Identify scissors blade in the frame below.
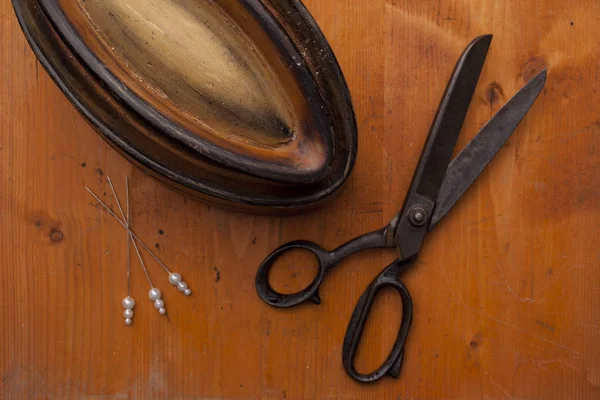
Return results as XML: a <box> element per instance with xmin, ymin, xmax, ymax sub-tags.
<box><xmin>394</xmin><ymin>35</ymin><xmax>492</xmax><ymax>258</ymax></box>
<box><xmin>430</xmin><ymin>68</ymin><xmax>547</xmax><ymax>230</ymax></box>
<box><xmin>411</xmin><ymin>34</ymin><xmax>492</xmax><ymax>201</ymax></box>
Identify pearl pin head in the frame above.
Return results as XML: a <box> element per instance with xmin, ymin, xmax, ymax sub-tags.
<box><xmin>168</xmin><ymin>273</ymin><xmax>182</xmax><ymax>285</ymax></box>
<box><xmin>148</xmin><ymin>288</ymin><xmax>166</xmax><ymax>315</ymax></box>
<box><xmin>149</xmin><ymin>288</ymin><xmax>161</xmax><ymax>301</ymax></box>
<box><xmin>122</xmin><ymin>296</ymin><xmax>135</xmax><ymax>310</ymax></box>
<box><xmin>169</xmin><ymin>273</ymin><xmax>192</xmax><ymax>296</ymax></box>
<box><xmin>122</xmin><ymin>296</ymin><xmax>135</xmax><ymax>325</ymax></box>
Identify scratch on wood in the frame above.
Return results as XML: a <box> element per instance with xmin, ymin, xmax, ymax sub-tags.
<box><xmin>433</xmin><ymin>290</ymin><xmax>585</xmax><ymax>357</ymax></box>
<box><xmin>470</xmin><ymin>213</ymin><xmax>503</xmax><ymax>226</ymax></box>
<box><xmin>535</xmin><ymin>320</ymin><xmax>556</xmax><ymax>332</ymax></box>
<box><xmin>532</xmin><ymin>357</ymin><xmax>583</xmax><ymax>374</ymax></box>
<box><xmin>529</xmin><ymin>120</ymin><xmax>599</xmax><ymax>144</ymax></box>
<box><xmin>388</xmin><ymin>5</ymin><xmax>466</xmax><ymax>52</ymax></box>
<box><xmin>490</xmin><ymin>377</ymin><xmax>514</xmax><ymax>400</ymax></box>
<box><xmin>484</xmin><ymin>311</ymin><xmax>585</xmax><ymax>357</ymax></box>
<box><xmin>496</xmin><ymin>261</ymin><xmax>544</xmax><ymax>304</ymax></box>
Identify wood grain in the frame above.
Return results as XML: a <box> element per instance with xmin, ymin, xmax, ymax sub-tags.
<box><xmin>1</xmin><ymin>0</ymin><xmax>599</xmax><ymax>399</ymax></box>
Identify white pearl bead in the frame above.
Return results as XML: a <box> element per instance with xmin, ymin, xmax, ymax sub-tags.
<box><xmin>169</xmin><ymin>273</ymin><xmax>182</xmax><ymax>285</ymax></box>
<box><xmin>125</xmin><ymin>318</ymin><xmax>132</xmax><ymax>325</ymax></box>
<box><xmin>159</xmin><ymin>307</ymin><xmax>166</xmax><ymax>315</ymax></box>
<box><xmin>184</xmin><ymin>289</ymin><xmax>192</xmax><ymax>296</ymax></box>
<box><xmin>149</xmin><ymin>288</ymin><xmax>161</xmax><ymax>301</ymax></box>
<box><xmin>124</xmin><ymin>309</ymin><xmax>134</xmax><ymax>318</ymax></box>
<box><xmin>122</xmin><ymin>296</ymin><xmax>135</xmax><ymax>310</ymax></box>
<box><xmin>177</xmin><ymin>282</ymin><xmax>188</xmax><ymax>291</ymax></box>
<box><xmin>154</xmin><ymin>299</ymin><xmax>164</xmax><ymax>309</ymax></box>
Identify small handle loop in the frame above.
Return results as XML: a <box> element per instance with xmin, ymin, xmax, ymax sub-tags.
<box><xmin>255</xmin><ymin>240</ymin><xmax>333</xmax><ymax>308</ymax></box>
<box><xmin>255</xmin><ymin>228</ymin><xmax>391</xmax><ymax>308</ymax></box>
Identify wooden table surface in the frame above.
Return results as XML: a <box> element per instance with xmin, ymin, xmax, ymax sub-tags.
<box><xmin>1</xmin><ymin>0</ymin><xmax>599</xmax><ymax>399</ymax></box>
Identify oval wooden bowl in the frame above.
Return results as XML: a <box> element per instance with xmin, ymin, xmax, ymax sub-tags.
<box><xmin>12</xmin><ymin>0</ymin><xmax>357</xmax><ymax>212</ymax></box>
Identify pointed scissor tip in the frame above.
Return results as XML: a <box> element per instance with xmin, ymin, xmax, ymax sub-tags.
<box><xmin>470</xmin><ymin>34</ymin><xmax>493</xmax><ymax>47</ymax></box>
<box><xmin>461</xmin><ymin>35</ymin><xmax>493</xmax><ymax>63</ymax></box>
<box><xmin>527</xmin><ymin>68</ymin><xmax>548</xmax><ymax>86</ymax></box>
<box><xmin>537</xmin><ymin>68</ymin><xmax>548</xmax><ymax>84</ymax></box>
<box><xmin>538</xmin><ymin>68</ymin><xmax>548</xmax><ymax>80</ymax></box>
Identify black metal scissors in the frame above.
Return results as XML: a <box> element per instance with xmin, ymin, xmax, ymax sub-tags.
<box><xmin>255</xmin><ymin>35</ymin><xmax>546</xmax><ymax>383</ymax></box>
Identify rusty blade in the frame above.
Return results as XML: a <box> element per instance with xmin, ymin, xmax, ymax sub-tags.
<box><xmin>430</xmin><ymin>68</ymin><xmax>547</xmax><ymax>230</ymax></box>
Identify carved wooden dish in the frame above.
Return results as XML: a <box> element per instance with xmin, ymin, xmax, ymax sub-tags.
<box><xmin>12</xmin><ymin>0</ymin><xmax>357</xmax><ymax>212</ymax></box>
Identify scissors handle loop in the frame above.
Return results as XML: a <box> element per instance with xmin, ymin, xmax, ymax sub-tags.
<box><xmin>255</xmin><ymin>228</ymin><xmax>390</xmax><ymax>308</ymax></box>
<box><xmin>342</xmin><ymin>258</ymin><xmax>414</xmax><ymax>383</ymax></box>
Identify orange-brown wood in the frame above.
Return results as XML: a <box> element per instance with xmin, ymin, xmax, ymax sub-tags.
<box><xmin>1</xmin><ymin>0</ymin><xmax>599</xmax><ymax>398</ymax></box>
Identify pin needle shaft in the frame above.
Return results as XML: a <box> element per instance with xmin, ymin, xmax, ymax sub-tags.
<box><xmin>86</xmin><ymin>186</ymin><xmax>172</xmax><ymax>275</ymax></box>
<box><xmin>126</xmin><ymin>177</ymin><xmax>131</xmax><ymax>295</ymax></box>
<box><xmin>92</xmin><ymin>182</ymin><xmax>153</xmax><ymax>287</ymax></box>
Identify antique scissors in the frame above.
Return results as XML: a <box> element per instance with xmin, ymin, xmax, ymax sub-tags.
<box><xmin>255</xmin><ymin>35</ymin><xmax>546</xmax><ymax>383</ymax></box>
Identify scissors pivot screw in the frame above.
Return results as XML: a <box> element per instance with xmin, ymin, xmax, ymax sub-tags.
<box><xmin>408</xmin><ymin>206</ymin><xmax>428</xmax><ymax>227</ymax></box>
